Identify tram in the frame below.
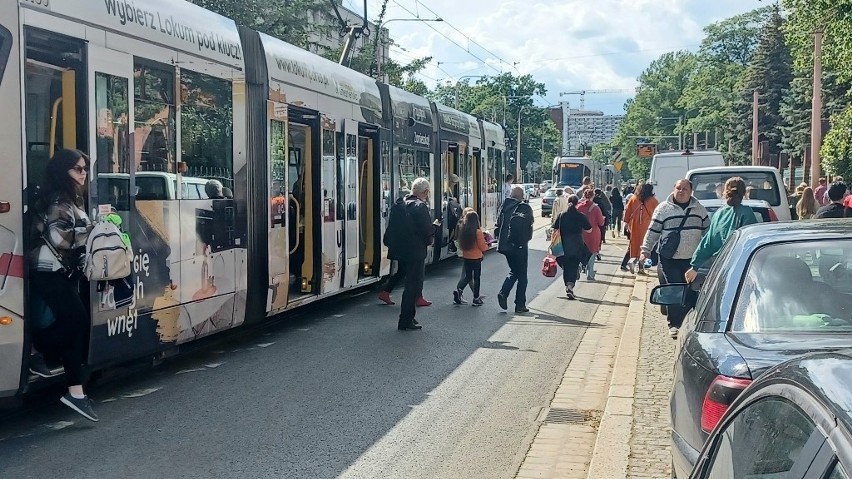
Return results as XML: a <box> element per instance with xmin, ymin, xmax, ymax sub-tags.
<box><xmin>0</xmin><ymin>0</ymin><xmax>509</xmax><ymax>404</ymax></box>
<box><xmin>552</xmin><ymin>156</ymin><xmax>606</xmax><ymax>190</ymax></box>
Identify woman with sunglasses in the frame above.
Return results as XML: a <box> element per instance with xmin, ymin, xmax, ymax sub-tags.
<box><xmin>30</xmin><ymin>148</ymin><xmax>98</xmax><ymax>421</ymax></box>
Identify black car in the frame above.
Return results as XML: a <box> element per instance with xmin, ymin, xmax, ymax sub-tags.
<box><xmin>689</xmin><ymin>350</ymin><xmax>852</xmax><ymax>478</ymax></box>
<box><xmin>651</xmin><ymin>220</ymin><xmax>852</xmax><ymax>478</ymax></box>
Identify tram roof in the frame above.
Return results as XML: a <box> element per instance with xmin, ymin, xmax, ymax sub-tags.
<box><xmin>21</xmin><ymin>0</ymin><xmax>244</xmax><ymax>69</ymax></box>
<box><xmin>432</xmin><ymin>102</ymin><xmax>481</xmax><ymax>142</ymax></box>
<box><xmin>259</xmin><ymin>32</ymin><xmax>382</xmax><ymax>113</ymax></box>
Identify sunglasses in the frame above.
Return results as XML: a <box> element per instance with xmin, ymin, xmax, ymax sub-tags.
<box><xmin>69</xmin><ymin>165</ymin><xmax>88</xmax><ymax>174</ymax></box>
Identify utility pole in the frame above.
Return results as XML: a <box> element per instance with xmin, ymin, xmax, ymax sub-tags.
<box><xmin>811</xmin><ymin>28</ymin><xmax>824</xmax><ymax>188</ymax></box>
<box><xmin>678</xmin><ymin>117</ymin><xmax>683</xmax><ymax>150</ymax></box>
<box><xmin>516</xmin><ymin>108</ymin><xmax>523</xmax><ymax>182</ymax></box>
<box><xmin>752</xmin><ymin>90</ymin><xmax>760</xmax><ymax>165</ymax></box>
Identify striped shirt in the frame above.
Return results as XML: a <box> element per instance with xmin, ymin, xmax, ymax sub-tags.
<box><xmin>641</xmin><ymin>195</ymin><xmax>709</xmax><ymax>260</ymax></box>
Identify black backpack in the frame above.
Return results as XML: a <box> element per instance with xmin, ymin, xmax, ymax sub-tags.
<box><xmin>383</xmin><ymin>200</ymin><xmax>409</xmax><ymax>251</ymax></box>
<box><xmin>506</xmin><ymin>207</ymin><xmax>532</xmax><ymax>248</ymax></box>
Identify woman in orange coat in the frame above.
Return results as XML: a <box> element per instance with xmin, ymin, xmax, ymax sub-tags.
<box><xmin>623</xmin><ymin>183</ymin><xmax>658</xmax><ymax>275</ymax></box>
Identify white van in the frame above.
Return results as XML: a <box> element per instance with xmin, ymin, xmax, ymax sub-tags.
<box><xmin>648</xmin><ymin>150</ymin><xmax>724</xmax><ymax>193</ymax></box>
<box><xmin>99</xmin><ymin>172</ymin><xmax>214</xmax><ymax>200</ymax></box>
<box><xmin>686</xmin><ymin>166</ymin><xmax>791</xmax><ymax>221</ymax></box>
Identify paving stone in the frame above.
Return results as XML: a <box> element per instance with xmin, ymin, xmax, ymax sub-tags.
<box><xmin>626</xmin><ymin>276</ymin><xmax>675</xmax><ymax>479</ymax></box>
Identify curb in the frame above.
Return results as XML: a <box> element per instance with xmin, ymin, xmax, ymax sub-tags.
<box><xmin>585</xmin><ymin>274</ymin><xmax>649</xmax><ymax>478</ymax></box>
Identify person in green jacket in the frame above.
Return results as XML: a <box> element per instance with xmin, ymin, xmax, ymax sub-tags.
<box><xmin>685</xmin><ymin>177</ymin><xmax>757</xmax><ymax>283</ymax></box>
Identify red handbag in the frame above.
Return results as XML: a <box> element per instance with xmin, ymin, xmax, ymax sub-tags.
<box><xmin>542</xmin><ymin>256</ymin><xmax>558</xmax><ymax>278</ymax></box>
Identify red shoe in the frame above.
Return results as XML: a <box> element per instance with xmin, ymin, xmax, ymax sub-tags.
<box><xmin>378</xmin><ymin>291</ymin><xmax>394</xmax><ymax>305</ymax></box>
<box><xmin>416</xmin><ymin>296</ymin><xmax>432</xmax><ymax>307</ymax></box>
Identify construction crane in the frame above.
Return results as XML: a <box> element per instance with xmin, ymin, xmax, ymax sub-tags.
<box><xmin>559</xmin><ymin>89</ymin><xmax>634</xmax><ymax>110</ymax></box>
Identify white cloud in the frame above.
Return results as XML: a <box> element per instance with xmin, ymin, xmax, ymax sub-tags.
<box><xmin>378</xmin><ymin>0</ymin><xmax>765</xmax><ymax>113</ymax></box>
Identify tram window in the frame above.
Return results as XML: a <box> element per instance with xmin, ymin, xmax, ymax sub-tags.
<box><xmin>180</xmin><ymin>70</ymin><xmax>233</xmax><ymax>194</ymax></box>
<box><xmin>0</xmin><ymin>25</ymin><xmax>11</xmax><ymax>85</ymax></box>
<box><xmin>134</xmin><ymin>60</ymin><xmax>175</xmax><ymax>174</ymax></box>
<box><xmin>94</xmin><ymin>73</ymin><xmax>129</xmax><ymax>174</ymax></box>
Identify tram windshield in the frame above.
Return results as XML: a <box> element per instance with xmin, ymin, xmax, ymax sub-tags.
<box><xmin>556</xmin><ymin>162</ymin><xmax>589</xmax><ymax>188</ymax></box>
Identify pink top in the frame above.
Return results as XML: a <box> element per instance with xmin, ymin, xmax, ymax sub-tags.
<box><xmin>577</xmin><ymin>199</ymin><xmax>605</xmax><ymax>254</ymax></box>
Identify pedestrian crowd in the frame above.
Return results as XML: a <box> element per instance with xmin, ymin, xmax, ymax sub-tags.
<box><xmin>378</xmin><ymin>172</ymin><xmax>852</xmax><ymax>342</ymax></box>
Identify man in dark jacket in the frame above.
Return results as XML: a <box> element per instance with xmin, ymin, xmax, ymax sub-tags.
<box><xmin>814</xmin><ymin>182</ymin><xmax>851</xmax><ymax>218</ymax></box>
<box><xmin>496</xmin><ymin>186</ymin><xmax>534</xmax><ymax>313</ymax></box>
<box><xmin>378</xmin><ymin>192</ymin><xmax>432</xmax><ymax>307</ymax></box>
<box><xmin>394</xmin><ymin>177</ymin><xmax>436</xmax><ymax>330</ymax></box>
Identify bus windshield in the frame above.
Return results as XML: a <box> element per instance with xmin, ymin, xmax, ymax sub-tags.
<box><xmin>556</xmin><ymin>162</ymin><xmax>589</xmax><ymax>188</ymax></box>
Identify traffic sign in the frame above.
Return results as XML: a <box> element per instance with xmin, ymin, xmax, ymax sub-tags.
<box><xmin>637</xmin><ymin>143</ymin><xmax>656</xmax><ymax>158</ymax></box>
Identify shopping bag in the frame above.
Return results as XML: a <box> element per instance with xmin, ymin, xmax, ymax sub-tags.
<box><xmin>548</xmin><ymin>229</ymin><xmax>564</xmax><ymax>257</ymax></box>
<box><xmin>542</xmin><ymin>256</ymin><xmax>558</xmax><ymax>278</ymax></box>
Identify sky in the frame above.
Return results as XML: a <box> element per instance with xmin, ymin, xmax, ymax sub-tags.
<box><xmin>344</xmin><ymin>0</ymin><xmax>767</xmax><ymax>115</ymax></box>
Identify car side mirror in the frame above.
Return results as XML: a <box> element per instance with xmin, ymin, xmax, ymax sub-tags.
<box><xmin>650</xmin><ymin>284</ymin><xmax>689</xmax><ymax>306</ymax></box>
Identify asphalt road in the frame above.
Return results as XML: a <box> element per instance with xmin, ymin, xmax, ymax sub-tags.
<box><xmin>0</xmin><ymin>199</ymin><xmax>626</xmax><ymax>479</ymax></box>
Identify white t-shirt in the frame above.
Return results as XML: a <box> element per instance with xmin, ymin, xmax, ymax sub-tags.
<box><xmin>502</xmin><ymin>182</ymin><xmax>513</xmax><ymax>199</ymax></box>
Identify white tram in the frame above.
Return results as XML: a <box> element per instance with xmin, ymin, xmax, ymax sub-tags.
<box><xmin>0</xmin><ymin>0</ymin><xmax>509</xmax><ymax>404</ymax></box>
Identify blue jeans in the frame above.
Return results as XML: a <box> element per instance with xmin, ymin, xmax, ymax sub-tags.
<box><xmin>586</xmin><ymin>254</ymin><xmax>596</xmax><ymax>280</ymax></box>
<box><xmin>500</xmin><ymin>249</ymin><xmax>528</xmax><ymax>307</ymax></box>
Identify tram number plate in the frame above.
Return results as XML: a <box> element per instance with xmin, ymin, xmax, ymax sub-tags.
<box><xmin>22</xmin><ymin>0</ymin><xmax>51</xmax><ymax>11</ymax></box>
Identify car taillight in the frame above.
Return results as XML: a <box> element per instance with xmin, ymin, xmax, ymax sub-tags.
<box><xmin>767</xmin><ymin>208</ymin><xmax>778</xmax><ymax>221</ymax></box>
<box><xmin>701</xmin><ymin>375</ymin><xmax>752</xmax><ymax>433</ymax></box>
<box><xmin>543</xmin><ymin>199</ymin><xmax>549</xmax><ymax>204</ymax></box>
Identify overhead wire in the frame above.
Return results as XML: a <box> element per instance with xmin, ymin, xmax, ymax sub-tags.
<box><xmin>389</xmin><ymin>0</ymin><xmax>502</xmax><ymax>73</ymax></box>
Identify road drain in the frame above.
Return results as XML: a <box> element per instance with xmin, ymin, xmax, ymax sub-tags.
<box><xmin>544</xmin><ymin>408</ymin><xmax>600</xmax><ymax>426</ymax></box>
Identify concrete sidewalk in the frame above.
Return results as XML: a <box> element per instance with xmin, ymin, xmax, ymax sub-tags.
<box><xmin>515</xmin><ymin>249</ymin><xmax>675</xmax><ymax>479</ymax></box>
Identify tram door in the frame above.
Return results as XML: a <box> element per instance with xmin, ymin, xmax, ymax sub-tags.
<box><xmin>341</xmin><ymin>120</ymin><xmax>359</xmax><ymax>288</ymax></box>
<box><xmin>267</xmin><ymin>113</ymin><xmax>289</xmax><ymax>311</ymax></box>
<box><xmin>287</xmin><ymin>120</ymin><xmax>316</xmax><ymax>298</ymax></box>
<box><xmin>440</xmin><ymin>141</ymin><xmax>460</xmax><ymax>259</ymax></box>
<box><xmin>471</xmin><ymin>148</ymin><xmax>482</xmax><ymax>215</ymax></box>
<box><xmin>357</xmin><ymin>126</ymin><xmax>380</xmax><ymax>281</ymax></box>
<box><xmin>320</xmin><ymin>117</ymin><xmax>342</xmax><ymax>294</ymax></box>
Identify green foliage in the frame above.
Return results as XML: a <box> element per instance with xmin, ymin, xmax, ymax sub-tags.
<box><xmin>189</xmin><ymin>0</ymin><xmax>330</xmax><ymax>49</ymax></box>
<box><xmin>783</xmin><ymin>0</ymin><xmax>852</xmax><ymax>83</ymax></box>
<box><xmin>821</xmin><ymin>106</ymin><xmax>852</xmax><ymax>179</ymax></box>
<box><xmin>679</xmin><ymin>7</ymin><xmax>773</xmax><ymax>146</ymax></box>
<box><xmin>614</xmin><ymin>51</ymin><xmax>697</xmax><ymax>179</ymax></box>
<box><xmin>727</xmin><ymin>10</ymin><xmax>793</xmax><ymax>165</ymax></box>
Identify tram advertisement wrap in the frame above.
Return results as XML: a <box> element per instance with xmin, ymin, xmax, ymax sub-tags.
<box><xmin>89</xmin><ymin>198</ymin><xmax>247</xmax><ymax>365</ymax></box>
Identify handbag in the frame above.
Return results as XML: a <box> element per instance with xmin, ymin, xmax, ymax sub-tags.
<box><xmin>658</xmin><ymin>208</ymin><xmax>691</xmax><ymax>259</ymax></box>
<box><xmin>548</xmin><ymin>215</ymin><xmax>564</xmax><ymax>257</ymax></box>
<box><xmin>542</xmin><ymin>255</ymin><xmax>558</xmax><ymax>278</ymax></box>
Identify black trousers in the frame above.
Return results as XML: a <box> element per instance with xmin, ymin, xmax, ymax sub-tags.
<box><xmin>658</xmin><ymin>258</ymin><xmax>692</xmax><ymax>328</ymax></box>
<box><xmin>556</xmin><ymin>255</ymin><xmax>581</xmax><ymax>285</ymax></box>
<box><xmin>399</xmin><ymin>259</ymin><xmax>425</xmax><ymax>326</ymax></box>
<box><xmin>611</xmin><ymin>211</ymin><xmax>623</xmax><ymax>232</ymax></box>
<box><xmin>382</xmin><ymin>260</ymin><xmax>407</xmax><ymax>293</ymax></box>
<box><xmin>499</xmin><ymin>249</ymin><xmax>528</xmax><ymax>307</ymax></box>
<box><xmin>30</xmin><ymin>271</ymin><xmax>89</xmax><ymax>386</ymax></box>
<box><xmin>457</xmin><ymin>258</ymin><xmax>482</xmax><ymax>297</ymax></box>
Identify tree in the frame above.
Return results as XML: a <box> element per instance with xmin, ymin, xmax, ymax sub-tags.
<box><xmin>783</xmin><ymin>0</ymin><xmax>852</xmax><ymax>83</ymax></box>
<box><xmin>614</xmin><ymin>51</ymin><xmax>697</xmax><ymax>179</ymax></box>
<box><xmin>821</xmin><ymin>106</ymin><xmax>852</xmax><ymax>179</ymax></box>
<box><xmin>727</xmin><ymin>9</ymin><xmax>793</xmax><ymax>165</ymax></box>
<box><xmin>679</xmin><ymin>7</ymin><xmax>773</xmax><ymax>149</ymax></box>
<box><xmin>189</xmin><ymin>0</ymin><xmax>331</xmax><ymax>49</ymax></box>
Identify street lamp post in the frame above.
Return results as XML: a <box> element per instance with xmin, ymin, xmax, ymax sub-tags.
<box><xmin>811</xmin><ymin>28</ymin><xmax>824</xmax><ymax>187</ymax></box>
<box><xmin>373</xmin><ymin>17</ymin><xmax>442</xmax><ymax>79</ymax></box>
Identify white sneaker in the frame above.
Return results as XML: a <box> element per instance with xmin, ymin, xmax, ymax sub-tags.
<box><xmin>668</xmin><ymin>327</ymin><xmax>679</xmax><ymax>338</ymax></box>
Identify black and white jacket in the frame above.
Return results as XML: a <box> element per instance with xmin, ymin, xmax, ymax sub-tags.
<box><xmin>641</xmin><ymin>195</ymin><xmax>709</xmax><ymax>260</ymax></box>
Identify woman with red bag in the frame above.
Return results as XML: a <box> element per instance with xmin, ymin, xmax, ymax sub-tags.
<box><xmin>552</xmin><ymin>195</ymin><xmax>592</xmax><ymax>300</ymax></box>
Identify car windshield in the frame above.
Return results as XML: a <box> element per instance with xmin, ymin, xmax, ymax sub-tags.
<box><xmin>691</xmin><ymin>171</ymin><xmax>781</xmax><ymax>206</ymax></box>
<box><xmin>732</xmin><ymin>240</ymin><xmax>852</xmax><ymax>333</ymax></box>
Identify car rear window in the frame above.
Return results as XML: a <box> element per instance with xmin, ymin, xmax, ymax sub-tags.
<box><xmin>732</xmin><ymin>240</ymin><xmax>852</xmax><ymax>332</ymax></box>
<box><xmin>691</xmin><ymin>171</ymin><xmax>781</xmax><ymax>206</ymax></box>
<box><xmin>706</xmin><ymin>206</ymin><xmax>769</xmax><ymax>223</ymax></box>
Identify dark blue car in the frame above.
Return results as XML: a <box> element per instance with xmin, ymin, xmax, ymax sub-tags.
<box><xmin>651</xmin><ymin>220</ymin><xmax>852</xmax><ymax>478</ymax></box>
<box><xmin>689</xmin><ymin>350</ymin><xmax>852</xmax><ymax>478</ymax></box>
